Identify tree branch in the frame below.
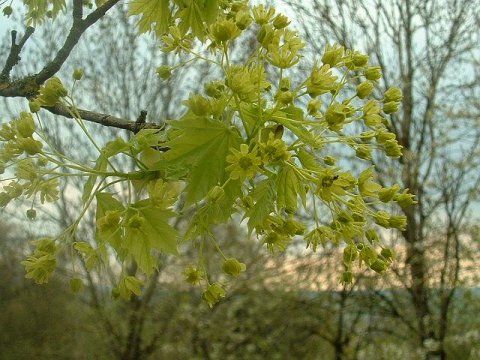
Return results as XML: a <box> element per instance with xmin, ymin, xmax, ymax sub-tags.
<box><xmin>35</xmin><ymin>0</ymin><xmax>121</xmax><ymax>84</ymax></box>
<box><xmin>44</xmin><ymin>103</ymin><xmax>162</xmax><ymax>132</ymax></box>
<box><xmin>0</xmin><ymin>27</ymin><xmax>35</xmax><ymax>80</ymax></box>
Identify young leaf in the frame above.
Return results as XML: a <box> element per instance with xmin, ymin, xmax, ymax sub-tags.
<box><xmin>124</xmin><ymin>200</ymin><xmax>178</xmax><ymax>274</ymax></box>
<box><xmin>272</xmin><ymin>107</ymin><xmax>318</xmax><ymax>147</ymax></box>
<box><xmin>164</xmin><ymin>116</ymin><xmax>242</xmax><ymax>204</ymax></box>
<box><xmin>129</xmin><ymin>0</ymin><xmax>171</xmax><ymax>36</ymax></box>
<box><xmin>176</xmin><ymin>0</ymin><xmax>218</xmax><ymax>40</ymax></box>
<box><xmin>277</xmin><ymin>165</ymin><xmax>303</xmax><ymax>212</ymax></box>
<box><xmin>82</xmin><ymin>156</ymin><xmax>107</xmax><ymax>203</ymax></box>
<box><xmin>245</xmin><ymin>178</ymin><xmax>276</xmax><ymax>234</ymax></box>
<box><xmin>96</xmin><ymin>192</ymin><xmax>124</xmax><ymax>247</ymax></box>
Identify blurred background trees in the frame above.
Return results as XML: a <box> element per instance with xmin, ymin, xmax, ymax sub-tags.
<box><xmin>0</xmin><ymin>1</ymin><xmax>479</xmax><ymax>359</ymax></box>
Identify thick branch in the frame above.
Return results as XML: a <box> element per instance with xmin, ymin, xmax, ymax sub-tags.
<box><xmin>0</xmin><ymin>27</ymin><xmax>35</xmax><ymax>80</ymax></box>
<box><xmin>44</xmin><ymin>103</ymin><xmax>162</xmax><ymax>132</ymax></box>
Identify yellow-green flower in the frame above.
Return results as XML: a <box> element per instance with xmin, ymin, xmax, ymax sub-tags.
<box><xmin>304</xmin><ymin>226</ymin><xmax>334</xmax><ymax>251</ymax></box>
<box><xmin>264</xmin><ymin>231</ymin><xmax>290</xmax><ymax>252</ymax></box>
<box><xmin>306</xmin><ymin>64</ymin><xmax>337</xmax><ymax>97</ymax></box>
<box><xmin>322</xmin><ymin>43</ymin><xmax>344</xmax><ymax>67</ymax></box>
<box><xmin>203</xmin><ymin>283</ymin><xmax>226</xmax><ymax>307</ymax></box>
<box><xmin>259</xmin><ymin>133</ymin><xmax>290</xmax><ymax>164</ymax></box>
<box><xmin>222</xmin><ymin>257</ymin><xmax>246</xmax><ymax>277</ymax></box>
<box><xmin>183</xmin><ymin>265</ymin><xmax>205</xmax><ymax>285</ymax></box>
<box><xmin>316</xmin><ymin>170</ymin><xmax>355</xmax><ymax>202</ymax></box>
<box><xmin>226</xmin><ymin>144</ymin><xmax>261</xmax><ymax>180</ymax></box>
<box><xmin>252</xmin><ymin>4</ymin><xmax>275</xmax><ymax>25</ymax></box>
<box><xmin>364</xmin><ymin>66</ymin><xmax>382</xmax><ymax>81</ymax></box>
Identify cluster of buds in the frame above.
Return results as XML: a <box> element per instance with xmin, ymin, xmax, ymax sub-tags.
<box><xmin>225</xmin><ymin>64</ymin><xmax>271</xmax><ymax>103</ymax></box>
<box><xmin>21</xmin><ymin>238</ymin><xmax>58</xmax><ymax>284</ymax></box>
<box><xmin>382</xmin><ymin>87</ymin><xmax>403</xmax><ymax>114</ymax></box>
<box><xmin>33</xmin><ymin>77</ymin><xmax>68</xmax><ymax>107</ymax></box>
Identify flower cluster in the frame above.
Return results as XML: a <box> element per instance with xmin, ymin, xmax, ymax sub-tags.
<box><xmin>0</xmin><ymin>113</ymin><xmax>59</xmax><ymax>213</ymax></box>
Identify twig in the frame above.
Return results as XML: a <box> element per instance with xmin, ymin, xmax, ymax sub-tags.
<box><xmin>1</xmin><ymin>27</ymin><xmax>35</xmax><ymax>80</ymax></box>
<box><xmin>35</xmin><ymin>0</ymin><xmax>121</xmax><ymax>84</ymax></box>
<box><xmin>45</xmin><ymin>103</ymin><xmax>162</xmax><ymax>132</ymax></box>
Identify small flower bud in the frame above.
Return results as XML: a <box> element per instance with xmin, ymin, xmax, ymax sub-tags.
<box><xmin>17</xmin><ymin>138</ymin><xmax>43</xmax><ymax>155</ymax></box>
<box><xmin>383</xmin><ymin>101</ymin><xmax>400</xmax><ymax>114</ymax></box>
<box><xmin>203</xmin><ymin>283</ymin><xmax>226</xmax><ymax>307</ymax></box>
<box><xmin>343</xmin><ymin>245</ymin><xmax>358</xmax><ymax>264</ymax></box>
<box><xmin>363</xmin><ymin>102</ymin><xmax>382</xmax><ymax>126</ymax></box>
<box><xmin>364</xmin><ymin>66</ymin><xmax>382</xmax><ymax>80</ymax></box>
<box><xmin>360</xmin><ymin>131</ymin><xmax>376</xmax><ymax>141</ymax></box>
<box><xmin>272</xmin><ymin>14</ymin><xmax>290</xmax><ymax>29</ymax></box>
<box><xmin>355</xmin><ymin>145</ymin><xmax>372</xmax><ymax>160</ymax></box>
<box><xmin>156</xmin><ymin>65</ymin><xmax>172</xmax><ymax>80</ymax></box>
<box><xmin>389</xmin><ymin>215</ymin><xmax>407</xmax><ymax>230</ymax></box>
<box><xmin>252</xmin><ymin>5</ymin><xmax>275</xmax><ymax>25</ymax></box>
<box><xmin>184</xmin><ymin>95</ymin><xmax>212</xmax><ymax>116</ymax></box>
<box><xmin>183</xmin><ymin>265</ymin><xmax>204</xmax><ymax>285</ymax></box>
<box><xmin>222</xmin><ymin>257</ymin><xmax>246</xmax><ymax>277</ymax></box>
<box><xmin>16</xmin><ymin>112</ymin><xmax>36</xmax><ymax>138</ymax></box>
<box><xmin>275</xmin><ymin>90</ymin><xmax>294</xmax><ymax>105</ymax></box>
<box><xmin>207</xmin><ymin>186</ymin><xmax>225</xmax><ymax>203</ymax></box>
<box><xmin>365</xmin><ymin>228</ymin><xmax>379</xmax><ymax>243</ymax></box>
<box><xmin>26</xmin><ymin>209</ymin><xmax>37</xmax><ymax>220</ymax></box>
<box><xmin>356</xmin><ymin>81</ymin><xmax>374</xmax><ymax>99</ymax></box>
<box><xmin>211</xmin><ymin>19</ymin><xmax>239</xmax><ymax>43</ymax></box>
<box><xmin>374</xmin><ymin>211</ymin><xmax>391</xmax><ymax>228</ymax></box>
<box><xmin>370</xmin><ymin>259</ymin><xmax>387</xmax><ymax>273</ymax></box>
<box><xmin>0</xmin><ymin>123</ymin><xmax>15</xmax><ymax>141</ymax></box>
<box><xmin>127</xmin><ymin>214</ymin><xmax>145</xmax><ymax>229</ymax></box>
<box><xmin>2</xmin><ymin>6</ymin><xmax>13</xmax><ymax>17</ymax></box>
<box><xmin>322</xmin><ymin>44</ymin><xmax>344</xmax><ymax>67</ymax></box>
<box><xmin>341</xmin><ymin>271</ymin><xmax>353</xmax><ymax>284</ymax></box>
<box><xmin>323</xmin><ymin>155</ymin><xmax>336</xmax><ymax>166</ymax></box>
<box><xmin>257</xmin><ymin>24</ymin><xmax>275</xmax><ymax>47</ymax></box>
<box><xmin>307</xmin><ymin>98</ymin><xmax>322</xmax><ymax>116</ymax></box>
<box><xmin>29</xmin><ymin>100</ymin><xmax>41</xmax><ymax>113</ymax></box>
<box><xmin>378</xmin><ymin>184</ymin><xmax>400</xmax><ymax>202</ymax></box>
<box><xmin>384</xmin><ymin>87</ymin><xmax>403</xmax><ymax>102</ymax></box>
<box><xmin>375</xmin><ymin>130</ymin><xmax>396</xmax><ymax>144</ymax></box>
<box><xmin>352</xmin><ymin>52</ymin><xmax>369</xmax><ymax>67</ymax></box>
<box><xmin>384</xmin><ymin>139</ymin><xmax>403</xmax><ymax>157</ymax></box>
<box><xmin>394</xmin><ymin>190</ymin><xmax>417</xmax><ymax>208</ymax></box>
<box><xmin>205</xmin><ymin>81</ymin><xmax>225</xmax><ymax>98</ymax></box>
<box><xmin>381</xmin><ymin>247</ymin><xmax>395</xmax><ymax>262</ymax></box>
<box><xmin>360</xmin><ymin>246</ymin><xmax>378</xmax><ymax>265</ymax></box>
<box><xmin>235</xmin><ymin>11</ymin><xmax>252</xmax><ymax>30</ymax></box>
<box><xmin>325</xmin><ymin>103</ymin><xmax>347</xmax><ymax>131</ymax></box>
<box><xmin>279</xmin><ymin>77</ymin><xmax>291</xmax><ymax>91</ymax></box>
<box><xmin>37</xmin><ymin>77</ymin><xmax>68</xmax><ymax>106</ymax></box>
<box><xmin>72</xmin><ymin>68</ymin><xmax>84</xmax><ymax>80</ymax></box>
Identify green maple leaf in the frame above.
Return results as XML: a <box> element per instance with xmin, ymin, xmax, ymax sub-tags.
<box><xmin>129</xmin><ymin>0</ymin><xmax>171</xmax><ymax>36</ymax></box>
<box><xmin>164</xmin><ymin>115</ymin><xmax>242</xmax><ymax>204</ymax></box>
<box><xmin>272</xmin><ymin>106</ymin><xmax>318</xmax><ymax>147</ymax></box>
<box><xmin>96</xmin><ymin>192</ymin><xmax>125</xmax><ymax>249</ymax></box>
<box><xmin>124</xmin><ymin>201</ymin><xmax>178</xmax><ymax>274</ymax></box>
<box><xmin>245</xmin><ymin>178</ymin><xmax>276</xmax><ymax>234</ymax></box>
<box><xmin>176</xmin><ymin>0</ymin><xmax>218</xmax><ymax>40</ymax></box>
<box><xmin>276</xmin><ymin>165</ymin><xmax>305</xmax><ymax>212</ymax></box>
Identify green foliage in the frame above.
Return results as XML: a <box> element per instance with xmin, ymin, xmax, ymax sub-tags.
<box><xmin>0</xmin><ymin>0</ymin><xmax>416</xmax><ymax>306</ymax></box>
